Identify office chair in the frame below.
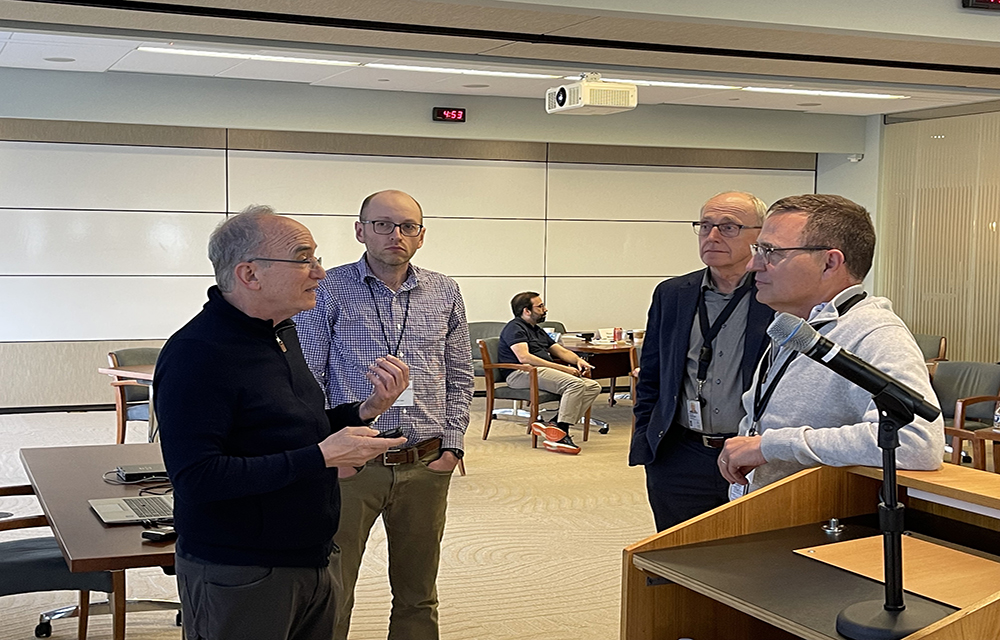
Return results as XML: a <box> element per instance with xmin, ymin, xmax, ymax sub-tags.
<box><xmin>468</xmin><ymin>321</ymin><xmax>508</xmax><ymax>378</ymax></box>
<box><xmin>0</xmin><ymin>484</ymin><xmax>121</xmax><ymax>640</ymax></box>
<box><xmin>538</xmin><ymin>321</ymin><xmax>567</xmax><ymax>336</ymax></box>
<box><xmin>929</xmin><ymin>361</ymin><xmax>1000</xmax><ymax>466</ymax></box>
<box><xmin>478</xmin><ymin>337</ymin><xmax>590</xmax><ymax>446</ymax></box>
<box><xmin>107</xmin><ymin>348</ymin><xmax>161</xmax><ymax>444</ymax></box>
<box><xmin>913</xmin><ymin>333</ymin><xmax>947</xmax><ymax>363</ymax></box>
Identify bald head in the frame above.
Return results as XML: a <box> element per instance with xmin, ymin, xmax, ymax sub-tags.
<box><xmin>360</xmin><ymin>190</ymin><xmax>423</xmax><ymax>223</ymax></box>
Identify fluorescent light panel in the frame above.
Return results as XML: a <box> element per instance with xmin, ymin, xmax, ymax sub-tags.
<box><xmin>365</xmin><ymin>63</ymin><xmax>561</xmax><ymax>79</ymax></box>
<box><xmin>742</xmin><ymin>86</ymin><xmax>908</xmax><ymax>99</ymax></box>
<box><xmin>136</xmin><ymin>46</ymin><xmax>359</xmax><ymax>66</ymax></box>
<box><xmin>132</xmin><ymin>48</ymin><xmax>911</xmax><ymax>98</ymax></box>
<box><xmin>593</xmin><ymin>77</ymin><xmax>740</xmax><ymax>90</ymax></box>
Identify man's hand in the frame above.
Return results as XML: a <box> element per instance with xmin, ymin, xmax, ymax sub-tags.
<box><xmin>318</xmin><ymin>426</ymin><xmax>406</xmax><ymax>469</ymax></box>
<box><xmin>358</xmin><ymin>356</ymin><xmax>409</xmax><ymax>421</ymax></box>
<box><xmin>575</xmin><ymin>359</ymin><xmax>595</xmax><ymax>376</ymax></box>
<box><xmin>718</xmin><ymin>436</ymin><xmax>767</xmax><ymax>485</ymax></box>
<box><xmin>561</xmin><ymin>364</ymin><xmax>582</xmax><ymax>376</ymax></box>
<box><xmin>427</xmin><ymin>450</ymin><xmax>461</xmax><ymax>472</ymax></box>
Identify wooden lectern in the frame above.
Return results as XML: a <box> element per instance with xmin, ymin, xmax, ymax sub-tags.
<box><xmin>621</xmin><ymin>464</ymin><xmax>1000</xmax><ymax>640</ymax></box>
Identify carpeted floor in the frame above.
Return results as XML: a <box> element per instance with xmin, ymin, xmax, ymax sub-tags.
<box><xmin>0</xmin><ymin>397</ymin><xmax>653</xmax><ymax>640</ymax></box>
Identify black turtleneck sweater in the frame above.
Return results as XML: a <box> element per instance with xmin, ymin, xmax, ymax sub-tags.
<box><xmin>155</xmin><ymin>286</ymin><xmax>363</xmax><ymax>567</ymax></box>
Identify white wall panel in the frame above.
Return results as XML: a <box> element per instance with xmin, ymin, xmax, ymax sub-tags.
<box><xmin>453</xmin><ymin>277</ymin><xmax>544</xmax><ymax>323</ymax></box>
<box><xmin>547</xmin><ymin>165</ymin><xmax>816</xmax><ymax>221</ymax></box>
<box><xmin>228</xmin><ymin>151</ymin><xmax>546</xmax><ymax>218</ymax></box>
<box><xmin>417</xmin><ymin>218</ymin><xmax>544</xmax><ymax>277</ymax></box>
<box><xmin>0</xmin><ymin>142</ymin><xmax>226</xmax><ymax>211</ymax></box>
<box><xmin>545</xmin><ymin>277</ymin><xmax>665</xmax><ymax>332</ymax></box>
<box><xmin>546</xmin><ymin>220</ymin><xmax>699</xmax><ymax>276</ymax></box>
<box><xmin>0</xmin><ymin>210</ymin><xmax>221</xmax><ymax>275</ymax></box>
<box><xmin>287</xmin><ymin>214</ymin><xmax>364</xmax><ymax>267</ymax></box>
<box><xmin>0</xmin><ymin>276</ymin><xmax>213</xmax><ymax>341</ymax></box>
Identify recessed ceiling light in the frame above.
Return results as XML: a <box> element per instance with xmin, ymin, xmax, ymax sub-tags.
<box><xmin>596</xmin><ymin>77</ymin><xmax>739</xmax><ymax>90</ymax></box>
<box><xmin>364</xmin><ymin>63</ymin><xmax>561</xmax><ymax>79</ymax></box>
<box><xmin>136</xmin><ymin>46</ymin><xmax>360</xmax><ymax>67</ymax></box>
<box><xmin>377</xmin><ymin>78</ymin><xmax>390</xmax><ymax>82</ymax></box>
<box><xmin>797</xmin><ymin>102</ymin><xmax>822</xmax><ymax>106</ymax></box>
<box><xmin>729</xmin><ymin>98</ymin><xmax>740</xmax><ymax>101</ymax></box>
<box><xmin>743</xmin><ymin>87</ymin><xmax>908</xmax><ymax>100</ymax></box>
<box><xmin>463</xmin><ymin>83</ymin><xmax>490</xmax><ymax>88</ymax></box>
<box><xmin>44</xmin><ymin>57</ymin><xmax>76</xmax><ymax>63</ymax></box>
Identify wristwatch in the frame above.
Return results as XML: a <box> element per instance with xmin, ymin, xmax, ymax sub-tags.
<box><xmin>442</xmin><ymin>448</ymin><xmax>464</xmax><ymax>459</ymax></box>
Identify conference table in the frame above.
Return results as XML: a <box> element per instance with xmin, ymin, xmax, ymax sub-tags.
<box><xmin>19</xmin><ymin>443</ymin><xmax>179</xmax><ymax>640</ymax></box>
<box><xmin>97</xmin><ymin>364</ymin><xmax>157</xmax><ymax>441</ymax></box>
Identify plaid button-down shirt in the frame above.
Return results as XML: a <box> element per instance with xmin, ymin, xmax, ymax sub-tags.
<box><xmin>295</xmin><ymin>255</ymin><xmax>473</xmax><ymax>451</ymax></box>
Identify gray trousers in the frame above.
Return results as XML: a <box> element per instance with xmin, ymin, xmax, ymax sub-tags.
<box><xmin>176</xmin><ymin>548</ymin><xmax>342</xmax><ymax>640</ymax></box>
<box><xmin>506</xmin><ymin>367</ymin><xmax>602</xmax><ymax>425</ymax></box>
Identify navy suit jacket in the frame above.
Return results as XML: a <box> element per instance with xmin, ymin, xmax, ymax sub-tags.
<box><xmin>629</xmin><ymin>269</ymin><xmax>773</xmax><ymax>466</ymax></box>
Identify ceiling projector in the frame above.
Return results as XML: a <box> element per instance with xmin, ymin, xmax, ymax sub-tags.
<box><xmin>545</xmin><ymin>73</ymin><xmax>638</xmax><ymax>115</ymax></box>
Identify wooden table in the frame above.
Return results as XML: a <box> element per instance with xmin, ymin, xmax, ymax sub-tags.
<box><xmin>98</xmin><ymin>364</ymin><xmax>157</xmax><ymax>441</ymax></box>
<box><xmin>20</xmin><ymin>443</ymin><xmax>178</xmax><ymax>639</ymax></box>
<box><xmin>561</xmin><ymin>340</ymin><xmax>635</xmax><ymax>406</ymax></box>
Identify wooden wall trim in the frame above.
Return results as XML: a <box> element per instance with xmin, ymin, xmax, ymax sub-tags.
<box><xmin>227</xmin><ymin>129</ymin><xmax>547</xmax><ymax>161</ymax></box>
<box><xmin>0</xmin><ymin>117</ymin><xmax>226</xmax><ymax>149</ymax></box>
<box><xmin>0</xmin><ymin>117</ymin><xmax>819</xmax><ymax>169</ymax></box>
<box><xmin>548</xmin><ymin>143</ymin><xmax>816</xmax><ymax>171</ymax></box>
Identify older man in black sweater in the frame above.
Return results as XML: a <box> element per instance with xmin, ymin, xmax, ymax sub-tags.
<box><xmin>155</xmin><ymin>206</ymin><xmax>408</xmax><ymax>640</ymax></box>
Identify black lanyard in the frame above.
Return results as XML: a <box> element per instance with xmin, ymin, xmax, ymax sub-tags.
<box><xmin>750</xmin><ymin>292</ymin><xmax>867</xmax><ymax>429</ymax></box>
<box><xmin>365</xmin><ymin>279</ymin><xmax>411</xmax><ymax>358</ymax></box>
<box><xmin>695</xmin><ymin>278</ymin><xmax>754</xmax><ymax>399</ymax></box>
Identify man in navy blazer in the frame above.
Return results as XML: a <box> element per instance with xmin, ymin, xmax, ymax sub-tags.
<box><xmin>630</xmin><ymin>192</ymin><xmax>773</xmax><ymax>531</ymax></box>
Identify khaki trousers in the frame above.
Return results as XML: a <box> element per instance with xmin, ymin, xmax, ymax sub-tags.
<box><xmin>506</xmin><ymin>367</ymin><xmax>602</xmax><ymax>425</ymax></box>
<box><xmin>334</xmin><ymin>447</ymin><xmax>454</xmax><ymax>640</ymax></box>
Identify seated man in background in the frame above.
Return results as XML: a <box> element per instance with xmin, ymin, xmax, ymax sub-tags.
<box><xmin>155</xmin><ymin>205</ymin><xmax>408</xmax><ymax>640</ymax></box>
<box><xmin>497</xmin><ymin>291</ymin><xmax>601</xmax><ymax>454</ymax></box>
<box><xmin>718</xmin><ymin>194</ymin><xmax>944</xmax><ymax>494</ymax></box>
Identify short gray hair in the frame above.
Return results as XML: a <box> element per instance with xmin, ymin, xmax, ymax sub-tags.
<box><xmin>703</xmin><ymin>191</ymin><xmax>768</xmax><ymax>225</ymax></box>
<box><xmin>208</xmin><ymin>205</ymin><xmax>276</xmax><ymax>292</ymax></box>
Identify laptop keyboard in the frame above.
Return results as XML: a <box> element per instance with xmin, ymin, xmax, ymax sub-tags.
<box><xmin>124</xmin><ymin>497</ymin><xmax>172</xmax><ymax>519</ymax></box>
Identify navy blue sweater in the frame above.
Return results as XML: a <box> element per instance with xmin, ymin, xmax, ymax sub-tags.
<box><xmin>155</xmin><ymin>287</ymin><xmax>362</xmax><ymax>567</ymax></box>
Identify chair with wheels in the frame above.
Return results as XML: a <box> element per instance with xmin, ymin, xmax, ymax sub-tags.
<box><xmin>0</xmin><ymin>484</ymin><xmax>122</xmax><ymax>640</ymax></box>
<box><xmin>107</xmin><ymin>348</ymin><xmax>161</xmax><ymax>444</ymax></box>
<box><xmin>478</xmin><ymin>337</ymin><xmax>590</xmax><ymax>446</ymax></box>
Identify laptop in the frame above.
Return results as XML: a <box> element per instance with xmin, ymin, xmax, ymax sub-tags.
<box><xmin>89</xmin><ymin>495</ymin><xmax>174</xmax><ymax>524</ymax></box>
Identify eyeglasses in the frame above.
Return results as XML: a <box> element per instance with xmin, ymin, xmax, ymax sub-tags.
<box><xmin>692</xmin><ymin>221</ymin><xmax>761</xmax><ymax>238</ymax></box>
<box><xmin>362</xmin><ymin>220</ymin><xmax>424</xmax><ymax>237</ymax></box>
<box><xmin>750</xmin><ymin>244</ymin><xmax>832</xmax><ymax>266</ymax></box>
<box><xmin>247</xmin><ymin>256</ymin><xmax>323</xmax><ymax>268</ymax></box>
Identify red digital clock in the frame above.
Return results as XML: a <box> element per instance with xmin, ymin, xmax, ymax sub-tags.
<box><xmin>432</xmin><ymin>107</ymin><xmax>467</xmax><ymax>122</ymax></box>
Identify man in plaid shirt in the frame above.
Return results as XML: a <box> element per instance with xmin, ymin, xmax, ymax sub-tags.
<box><xmin>295</xmin><ymin>190</ymin><xmax>473</xmax><ymax>640</ymax></box>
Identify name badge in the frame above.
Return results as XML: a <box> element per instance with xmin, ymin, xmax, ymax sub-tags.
<box><xmin>393</xmin><ymin>380</ymin><xmax>415</xmax><ymax>407</ymax></box>
<box><xmin>686</xmin><ymin>399</ymin><xmax>704</xmax><ymax>432</ymax></box>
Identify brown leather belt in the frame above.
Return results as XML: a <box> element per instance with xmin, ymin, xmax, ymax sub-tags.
<box><xmin>681</xmin><ymin>429</ymin><xmax>736</xmax><ymax>449</ymax></box>
<box><xmin>379</xmin><ymin>437</ymin><xmax>441</xmax><ymax>466</ymax></box>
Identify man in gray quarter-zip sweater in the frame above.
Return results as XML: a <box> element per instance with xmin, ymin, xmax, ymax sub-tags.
<box><xmin>718</xmin><ymin>194</ymin><xmax>943</xmax><ymax>494</ymax></box>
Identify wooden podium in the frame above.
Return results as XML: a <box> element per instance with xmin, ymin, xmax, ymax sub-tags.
<box><xmin>621</xmin><ymin>464</ymin><xmax>1000</xmax><ymax>640</ymax></box>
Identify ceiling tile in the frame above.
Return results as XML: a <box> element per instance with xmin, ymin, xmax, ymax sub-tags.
<box><xmin>109</xmin><ymin>49</ymin><xmax>242</xmax><ymax>76</ymax></box>
<box><xmin>9</xmin><ymin>32</ymin><xmax>143</xmax><ymax>47</ymax></box>
<box><xmin>217</xmin><ymin>59</ymin><xmax>356</xmax><ymax>83</ymax></box>
<box><xmin>0</xmin><ymin>41</ymin><xmax>133</xmax><ymax>72</ymax></box>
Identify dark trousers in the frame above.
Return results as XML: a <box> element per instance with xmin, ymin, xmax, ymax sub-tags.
<box><xmin>176</xmin><ymin>548</ymin><xmax>342</xmax><ymax>640</ymax></box>
<box><xmin>644</xmin><ymin>426</ymin><xmax>732</xmax><ymax>532</ymax></box>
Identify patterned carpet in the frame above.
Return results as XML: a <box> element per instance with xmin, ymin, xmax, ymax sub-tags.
<box><xmin>0</xmin><ymin>397</ymin><xmax>653</xmax><ymax>640</ymax></box>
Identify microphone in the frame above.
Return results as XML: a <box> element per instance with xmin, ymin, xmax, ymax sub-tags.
<box><xmin>767</xmin><ymin>312</ymin><xmax>940</xmax><ymax>422</ymax></box>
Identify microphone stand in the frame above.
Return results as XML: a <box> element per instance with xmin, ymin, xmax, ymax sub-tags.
<box><xmin>836</xmin><ymin>391</ymin><xmax>944</xmax><ymax>640</ymax></box>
